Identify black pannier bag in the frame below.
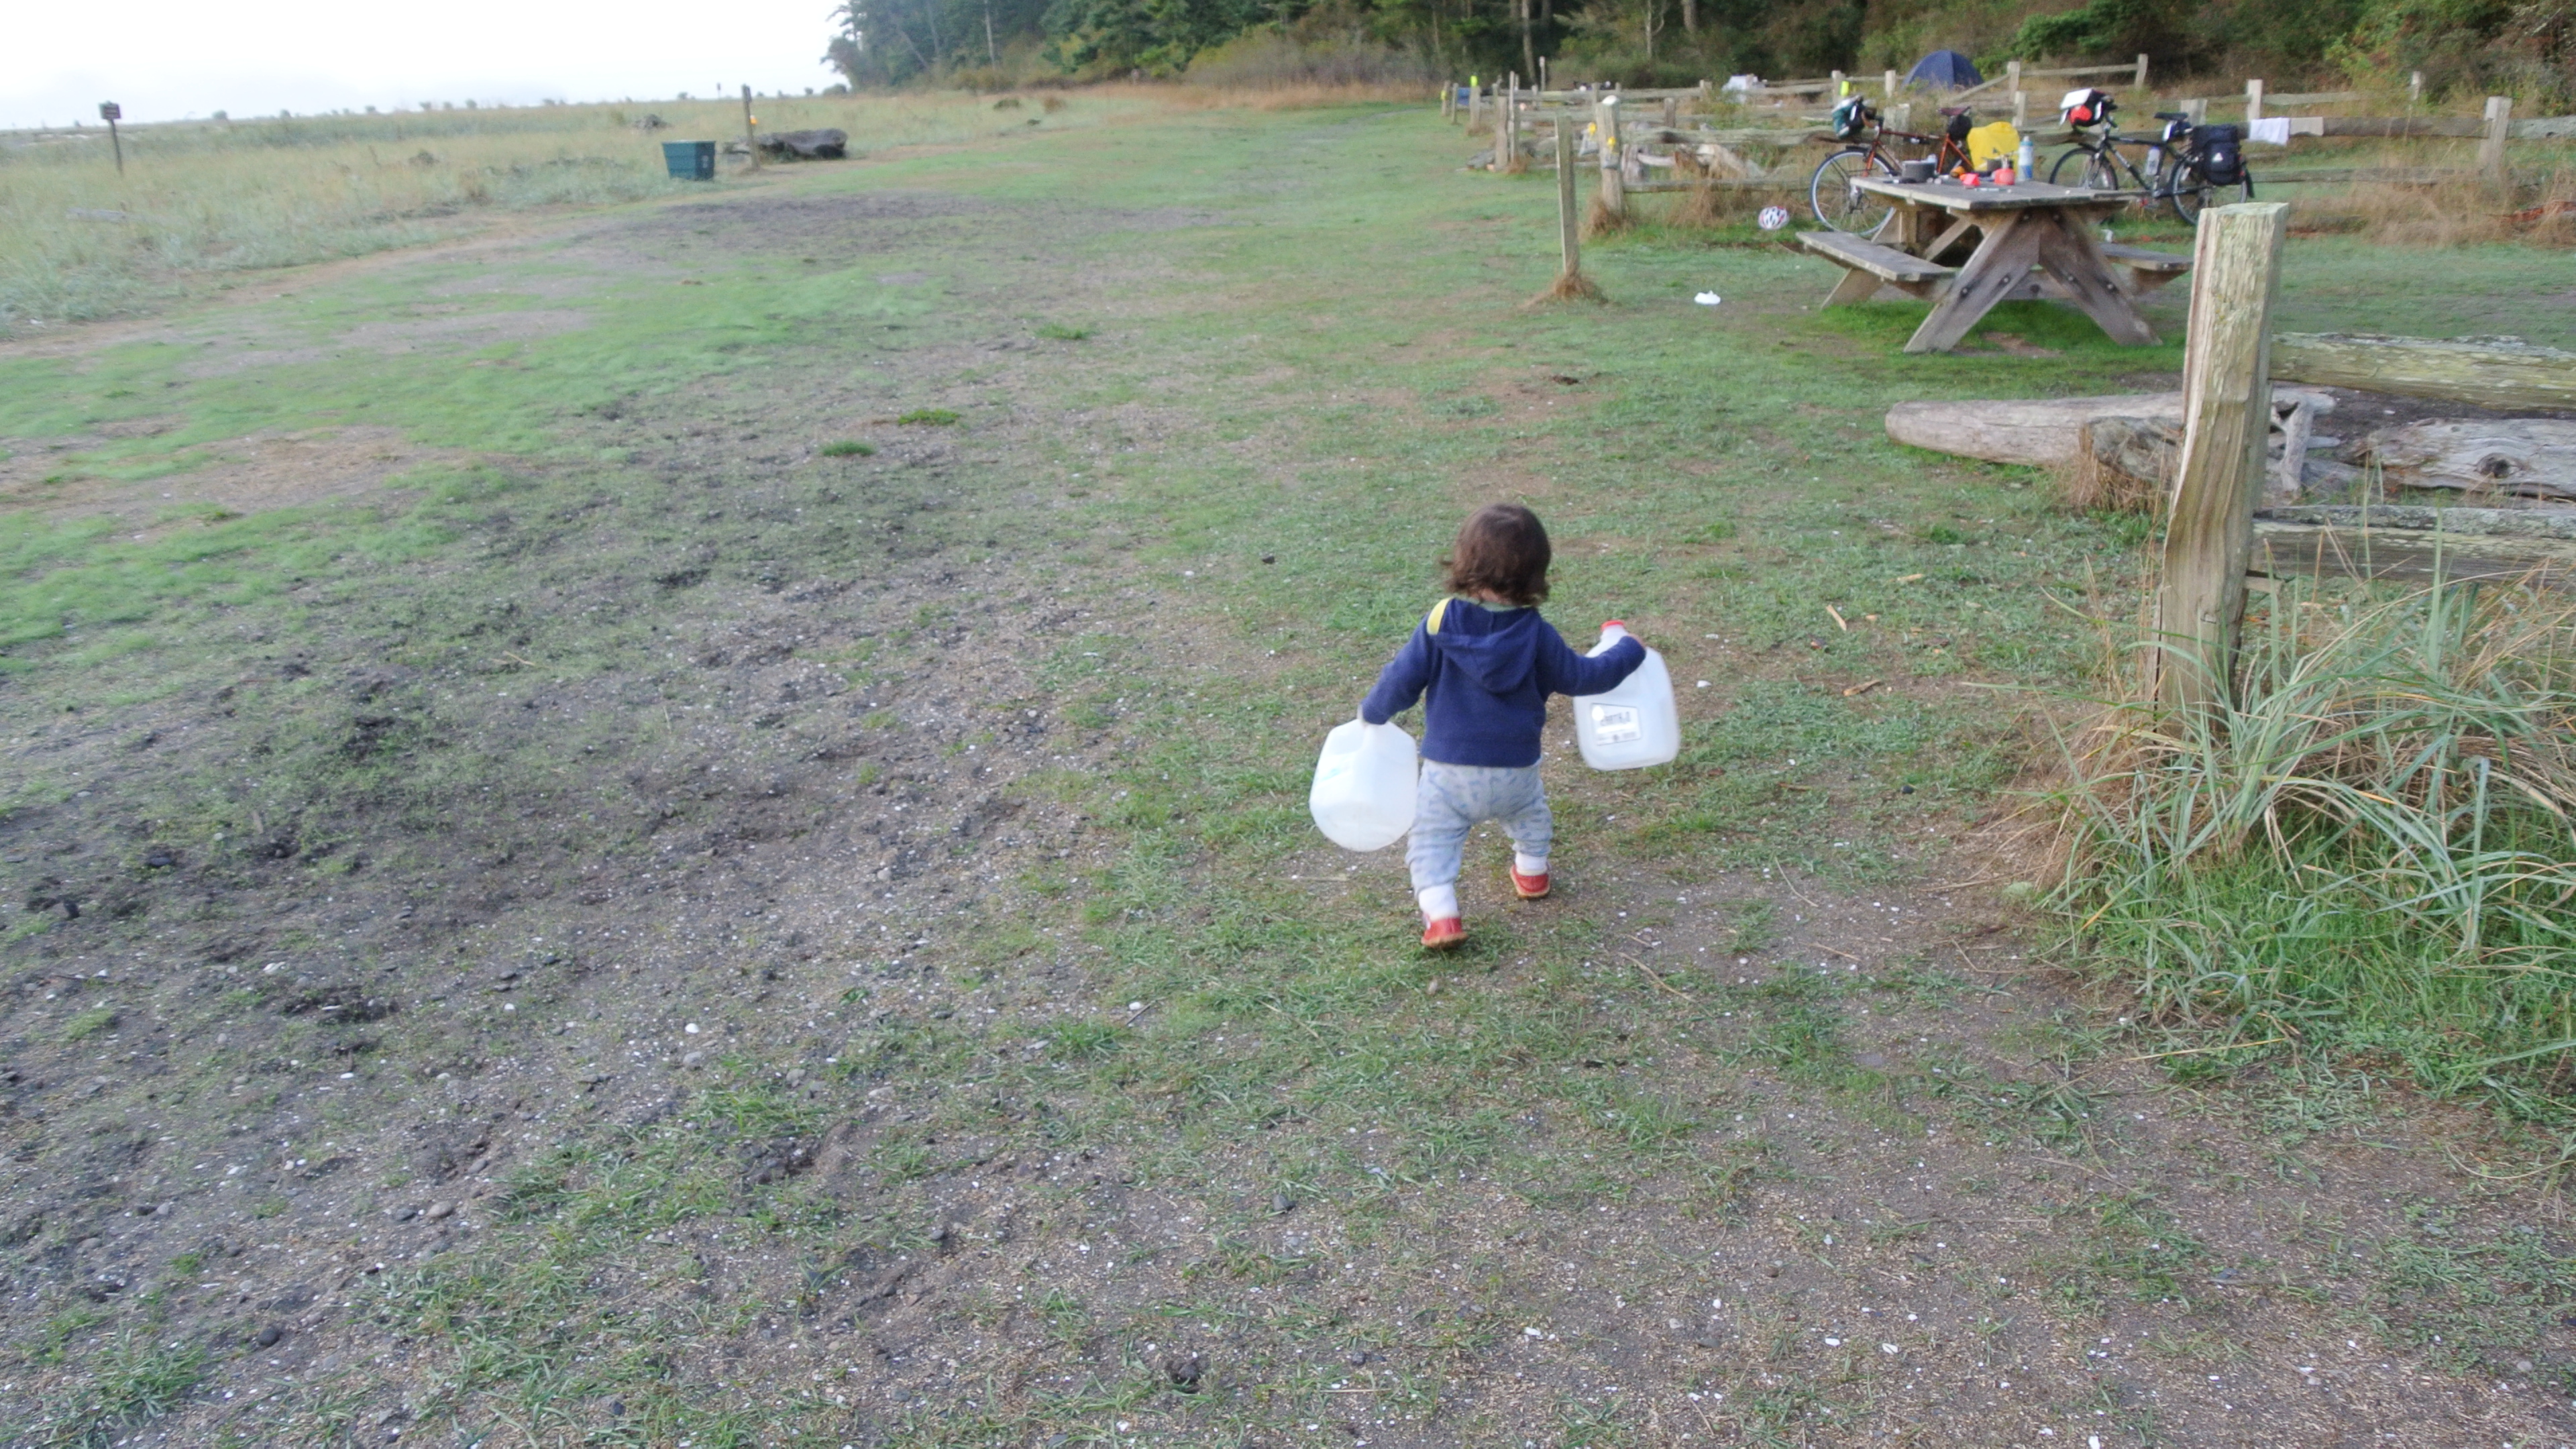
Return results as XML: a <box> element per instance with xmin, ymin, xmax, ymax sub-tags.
<box><xmin>2196</xmin><ymin>123</ymin><xmax>2245</xmax><ymax>185</ymax></box>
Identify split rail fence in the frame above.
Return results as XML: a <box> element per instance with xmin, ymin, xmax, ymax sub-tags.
<box><xmin>1448</xmin><ymin>66</ymin><xmax>2573</xmax><ymax>201</ymax></box>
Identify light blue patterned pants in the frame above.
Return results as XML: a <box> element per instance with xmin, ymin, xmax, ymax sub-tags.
<box><xmin>1407</xmin><ymin>761</ymin><xmax>1552</xmax><ymax>892</ymax></box>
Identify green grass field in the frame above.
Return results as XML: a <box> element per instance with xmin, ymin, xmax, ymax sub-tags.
<box><xmin>3</xmin><ymin>99</ymin><xmax>2575</xmax><ymax>1448</ymax></box>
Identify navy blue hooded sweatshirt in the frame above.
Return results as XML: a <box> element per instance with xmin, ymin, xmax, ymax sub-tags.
<box><xmin>1360</xmin><ymin>599</ymin><xmax>1646</xmax><ymax>767</ymax></box>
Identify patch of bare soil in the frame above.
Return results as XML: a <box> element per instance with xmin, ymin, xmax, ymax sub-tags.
<box><xmin>0</xmin><ymin>426</ymin><xmax>463</xmax><ymax>529</ymax></box>
<box><xmin>170</xmin><ymin>308</ymin><xmax>594</xmax><ymax>378</ymax></box>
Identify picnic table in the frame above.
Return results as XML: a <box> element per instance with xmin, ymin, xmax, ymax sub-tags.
<box><xmin>1795</xmin><ymin>176</ymin><xmax>2192</xmax><ymax>354</ymax></box>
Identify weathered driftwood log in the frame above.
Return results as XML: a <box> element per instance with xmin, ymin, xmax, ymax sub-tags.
<box><xmin>1886</xmin><ymin>388</ymin><xmax>2332</xmax><ymax>470</ymax></box>
<box><xmin>2272</xmin><ymin>333</ymin><xmax>2576</xmax><ymax>412</ymax></box>
<box><xmin>2080</xmin><ymin>415</ymin><xmax>2355</xmax><ymax>512</ymax></box>
<box><xmin>2072</xmin><ymin>416</ymin><xmax>2182</xmax><ymax>511</ymax></box>
<box><xmin>757</xmin><ymin>128</ymin><xmax>849</xmax><ymax>160</ymax></box>
<box><xmin>1885</xmin><ymin>394</ymin><xmax>2183</xmax><ymax>467</ymax></box>
<box><xmin>2338</xmin><ymin>419</ymin><xmax>2576</xmax><ymax>498</ymax></box>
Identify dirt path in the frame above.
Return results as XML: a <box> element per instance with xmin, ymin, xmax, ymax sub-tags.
<box><xmin>1</xmin><ymin>107</ymin><xmax>2569</xmax><ymax>1449</ymax></box>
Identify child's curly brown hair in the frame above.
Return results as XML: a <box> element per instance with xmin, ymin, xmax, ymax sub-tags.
<box><xmin>1442</xmin><ymin>503</ymin><xmax>1552</xmax><ymax>606</ymax></box>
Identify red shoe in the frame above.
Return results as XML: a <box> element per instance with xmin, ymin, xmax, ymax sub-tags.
<box><xmin>1421</xmin><ymin>916</ymin><xmax>1466</xmax><ymax>949</ymax></box>
<box><xmin>1511</xmin><ymin>869</ymin><xmax>1550</xmax><ymax>900</ymax></box>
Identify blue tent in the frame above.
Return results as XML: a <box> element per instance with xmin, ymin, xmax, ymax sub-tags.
<box><xmin>1906</xmin><ymin>50</ymin><xmax>1984</xmax><ymax>89</ymax></box>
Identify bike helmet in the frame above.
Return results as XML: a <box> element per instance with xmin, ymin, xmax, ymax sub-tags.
<box><xmin>2059</xmin><ymin>88</ymin><xmax>2114</xmax><ymax>128</ymax></box>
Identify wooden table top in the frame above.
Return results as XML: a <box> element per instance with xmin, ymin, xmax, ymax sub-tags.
<box><xmin>1850</xmin><ymin>176</ymin><xmax>2123</xmax><ymax>213</ymax></box>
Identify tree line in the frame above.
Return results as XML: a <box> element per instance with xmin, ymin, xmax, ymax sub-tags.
<box><xmin>822</xmin><ymin>0</ymin><xmax>2572</xmax><ymax>109</ymax></box>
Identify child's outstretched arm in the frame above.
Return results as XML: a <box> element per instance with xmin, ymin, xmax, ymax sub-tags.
<box><xmin>1358</xmin><ymin>623</ymin><xmax>1435</xmax><ymax>724</ymax></box>
<box><xmin>1535</xmin><ymin>622</ymin><xmax>1646</xmax><ymax>697</ymax></box>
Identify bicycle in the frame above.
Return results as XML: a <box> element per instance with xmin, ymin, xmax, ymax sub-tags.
<box><xmin>1808</xmin><ymin>98</ymin><xmax>1976</xmax><ymax>233</ymax></box>
<box><xmin>2049</xmin><ymin>101</ymin><xmax>2253</xmax><ymax>225</ymax></box>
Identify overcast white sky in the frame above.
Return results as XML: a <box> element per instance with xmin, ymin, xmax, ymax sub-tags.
<box><xmin>6</xmin><ymin>0</ymin><xmax>849</xmax><ymax>129</ymax></box>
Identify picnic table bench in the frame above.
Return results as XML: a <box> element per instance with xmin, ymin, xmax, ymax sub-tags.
<box><xmin>1798</xmin><ymin>176</ymin><xmax>2193</xmax><ymax>353</ymax></box>
<box><xmin>1796</xmin><ymin>231</ymin><xmax>1956</xmax><ymax>302</ymax></box>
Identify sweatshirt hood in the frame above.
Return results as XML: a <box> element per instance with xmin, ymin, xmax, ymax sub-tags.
<box><xmin>1434</xmin><ymin>602</ymin><xmax>1543</xmax><ymax>694</ymax></box>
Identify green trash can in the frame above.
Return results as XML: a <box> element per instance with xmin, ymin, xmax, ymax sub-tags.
<box><xmin>662</xmin><ymin>141</ymin><xmax>716</xmax><ymax>180</ymax></box>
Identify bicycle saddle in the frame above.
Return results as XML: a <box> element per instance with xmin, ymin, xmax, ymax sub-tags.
<box><xmin>2153</xmin><ymin>111</ymin><xmax>2190</xmax><ymax>121</ymax></box>
<box><xmin>1938</xmin><ymin>105</ymin><xmax>1972</xmax><ymax>116</ymax></box>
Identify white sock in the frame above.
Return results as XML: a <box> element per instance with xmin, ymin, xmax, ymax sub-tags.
<box><xmin>1515</xmin><ymin>853</ymin><xmax>1549</xmax><ymax>877</ymax></box>
<box><xmin>1417</xmin><ymin>885</ymin><xmax>1460</xmax><ymax>920</ymax></box>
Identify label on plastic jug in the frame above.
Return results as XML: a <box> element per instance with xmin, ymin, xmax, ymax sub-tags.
<box><xmin>1589</xmin><ymin>704</ymin><xmax>1642</xmax><ymax>743</ymax></box>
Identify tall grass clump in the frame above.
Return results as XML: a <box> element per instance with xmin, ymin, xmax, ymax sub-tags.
<box><xmin>2290</xmin><ymin>166</ymin><xmax>2576</xmax><ymax>248</ymax></box>
<box><xmin>2048</xmin><ymin>574</ymin><xmax>2576</xmax><ymax>1114</ymax></box>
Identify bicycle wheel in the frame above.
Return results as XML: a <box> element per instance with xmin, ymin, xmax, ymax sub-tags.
<box><xmin>2040</xmin><ymin>145</ymin><xmax>2123</xmax><ymax>189</ymax></box>
<box><xmin>2169</xmin><ymin>170</ymin><xmax>2253</xmax><ymax>225</ymax></box>
<box><xmin>1809</xmin><ymin>149</ymin><xmax>1897</xmax><ymax>234</ymax></box>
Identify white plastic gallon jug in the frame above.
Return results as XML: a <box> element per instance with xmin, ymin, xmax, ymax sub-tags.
<box><xmin>1572</xmin><ymin>622</ymin><xmax>1679</xmax><ymax>770</ymax></box>
<box><xmin>1308</xmin><ymin>718</ymin><xmax>1417</xmax><ymax>851</ymax></box>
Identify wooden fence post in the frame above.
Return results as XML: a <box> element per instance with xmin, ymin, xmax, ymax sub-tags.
<box><xmin>1468</xmin><ymin>85</ymin><xmax>1484</xmax><ymax>136</ymax></box>
<box><xmin>2408</xmin><ymin>70</ymin><xmax>2423</xmax><ymax>106</ymax></box>
<box><xmin>741</xmin><ymin>85</ymin><xmax>761</xmax><ymax>170</ymax></box>
<box><xmin>1556</xmin><ymin>125</ymin><xmax>1582</xmax><ymax>280</ymax></box>
<box><xmin>2479</xmin><ymin>95</ymin><xmax>2513</xmax><ymax>180</ymax></box>
<box><xmin>1595</xmin><ymin>96</ymin><xmax>1625</xmax><ymax>219</ymax></box>
<box><xmin>1442</xmin><ymin>85</ymin><xmax>1455</xmax><ymax>122</ymax></box>
<box><xmin>2245</xmin><ymin>77</ymin><xmax>2263</xmax><ymax>122</ymax></box>
<box><xmin>1831</xmin><ymin>69</ymin><xmax>1845</xmax><ymax>98</ymax></box>
<box><xmin>1884</xmin><ymin>68</ymin><xmax>1899</xmax><ymax>99</ymax></box>
<box><xmin>2135</xmin><ymin>53</ymin><xmax>2149</xmax><ymax>90</ymax></box>
<box><xmin>2006</xmin><ymin>60</ymin><xmax>2021</xmax><ymax>123</ymax></box>
<box><xmin>2182</xmin><ymin>97</ymin><xmax>2207</xmax><ymax>127</ymax></box>
<box><xmin>2013</xmin><ymin>88</ymin><xmax>2030</xmax><ymax>130</ymax></box>
<box><xmin>2152</xmin><ymin>202</ymin><xmax>2288</xmax><ymax>714</ymax></box>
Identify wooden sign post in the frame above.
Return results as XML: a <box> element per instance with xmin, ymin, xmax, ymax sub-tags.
<box><xmin>741</xmin><ymin>85</ymin><xmax>761</xmax><ymax>170</ymax></box>
<box><xmin>2153</xmin><ymin>202</ymin><xmax>2288</xmax><ymax>714</ymax></box>
<box><xmin>98</xmin><ymin>101</ymin><xmax>123</xmax><ymax>176</ymax></box>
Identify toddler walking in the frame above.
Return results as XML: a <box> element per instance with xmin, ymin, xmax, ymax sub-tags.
<box><xmin>1359</xmin><ymin>504</ymin><xmax>1646</xmax><ymax>948</ymax></box>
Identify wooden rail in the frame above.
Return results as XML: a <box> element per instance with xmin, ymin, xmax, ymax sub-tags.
<box><xmin>2273</xmin><ymin>333</ymin><xmax>2576</xmax><ymax>411</ymax></box>
<box><xmin>2253</xmin><ymin>508</ymin><xmax>2576</xmax><ymax>588</ymax></box>
<box><xmin>1954</xmin><ymin>56</ymin><xmax>2147</xmax><ymax>102</ymax></box>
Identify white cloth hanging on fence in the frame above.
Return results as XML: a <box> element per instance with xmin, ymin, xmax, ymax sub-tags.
<box><xmin>2247</xmin><ymin>116</ymin><xmax>2293</xmax><ymax>147</ymax></box>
